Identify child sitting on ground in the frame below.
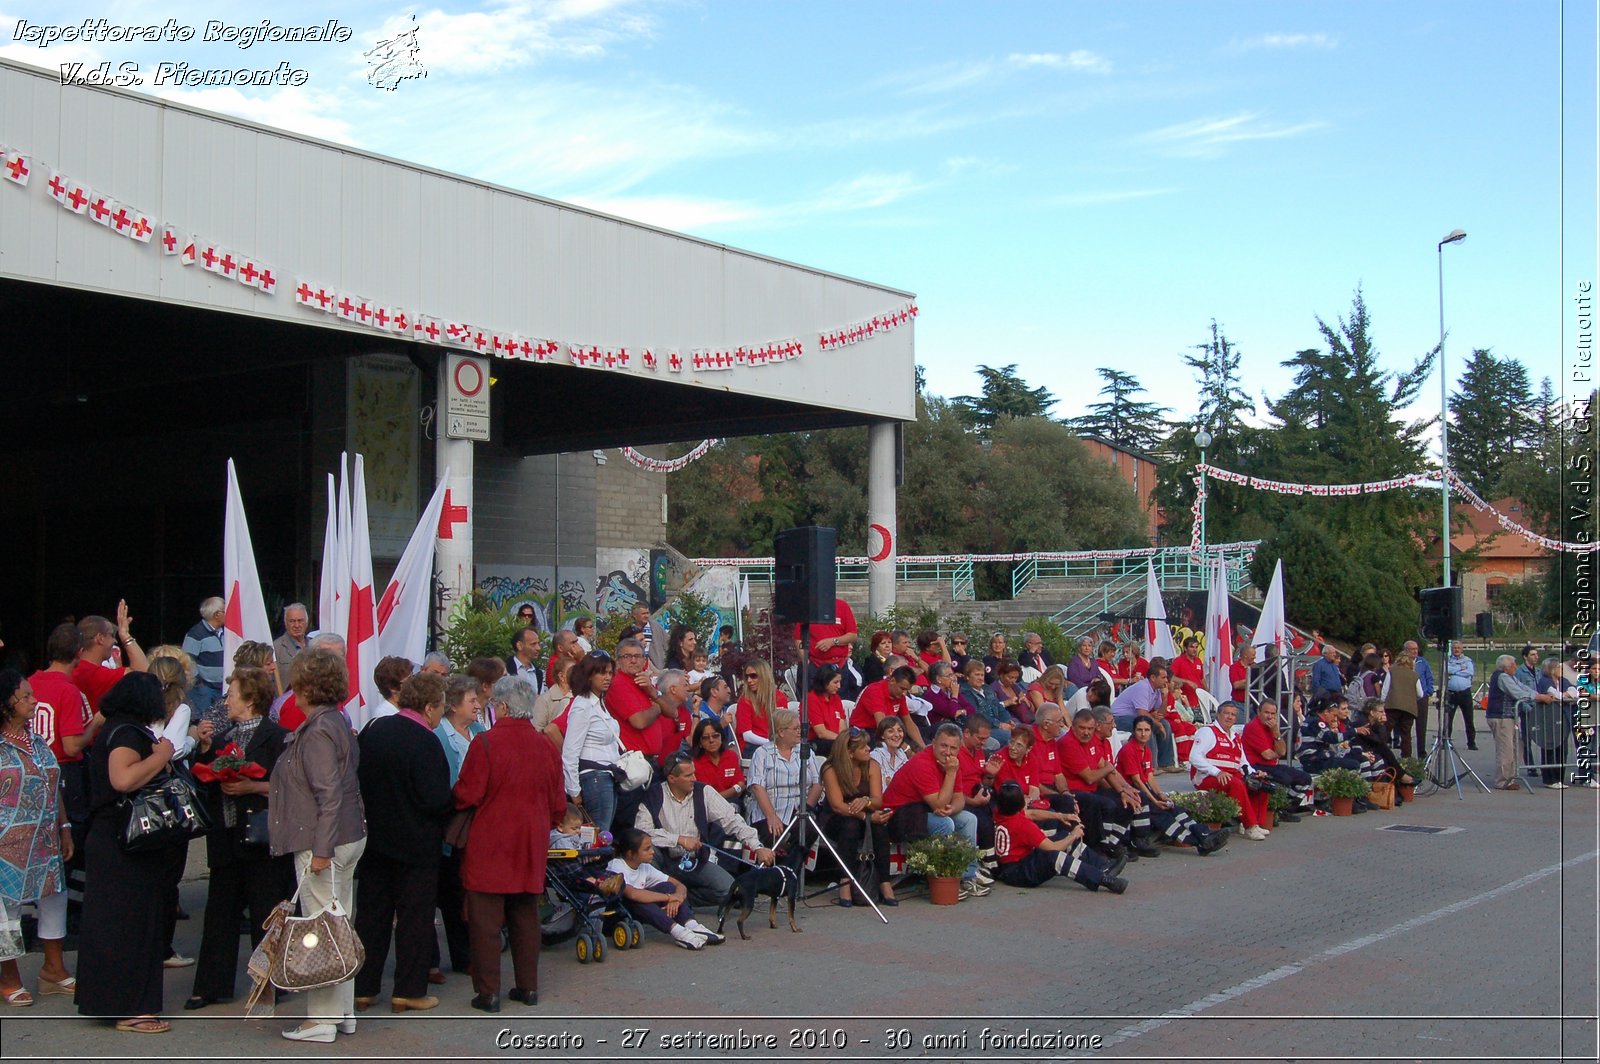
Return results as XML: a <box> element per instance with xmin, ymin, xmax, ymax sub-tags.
<box><xmin>992</xmin><ymin>783</ymin><xmax>1128</xmax><ymax>893</ymax></box>
<box><xmin>606</xmin><ymin>827</ymin><xmax>725</xmax><ymax>949</ymax></box>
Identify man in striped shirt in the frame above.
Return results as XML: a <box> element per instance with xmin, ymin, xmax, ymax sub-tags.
<box><xmin>181</xmin><ymin>596</ymin><xmax>227</xmax><ymax>717</ymax></box>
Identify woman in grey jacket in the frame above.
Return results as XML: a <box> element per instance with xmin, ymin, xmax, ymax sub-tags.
<box><xmin>268</xmin><ymin>648</ymin><xmax>367</xmax><ymax>1044</ymax></box>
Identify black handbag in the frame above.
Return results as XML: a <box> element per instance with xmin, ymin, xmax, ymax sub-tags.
<box><xmin>242</xmin><ymin>807</ymin><xmax>271</xmax><ymax>848</ymax></box>
<box><xmin>112</xmin><ymin>726</ymin><xmax>213</xmax><ymax>852</ymax></box>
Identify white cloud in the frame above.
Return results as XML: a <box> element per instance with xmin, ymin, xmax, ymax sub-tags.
<box><xmin>1006</xmin><ymin>50</ymin><xmax>1112</xmax><ymax>74</ymax></box>
<box><xmin>149</xmin><ymin>84</ymin><xmax>359</xmax><ymax>143</ymax></box>
<box><xmin>568</xmin><ymin>171</ymin><xmax>928</xmax><ymax>235</ymax></box>
<box><xmin>1234</xmin><ymin>32</ymin><xmax>1338</xmax><ymax>51</ymax></box>
<box><xmin>1137</xmin><ymin>111</ymin><xmax>1325</xmax><ymax>158</ymax></box>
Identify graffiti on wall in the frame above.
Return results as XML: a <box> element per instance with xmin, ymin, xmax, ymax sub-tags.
<box><xmin>476</xmin><ymin>567</ymin><xmax>593</xmax><ymax>631</ymax></box>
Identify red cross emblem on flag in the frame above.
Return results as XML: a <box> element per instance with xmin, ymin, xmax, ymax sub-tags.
<box><xmin>201</xmin><ymin>245</ymin><xmax>221</xmax><ymax>271</ymax></box>
<box><xmin>294</xmin><ymin>281</ymin><xmax>314</xmax><ymax>305</ymax></box>
<box><xmin>668</xmin><ymin>351</ymin><xmax>683</xmax><ymax>372</ymax></box>
<box><xmin>238</xmin><ymin>260</ymin><xmax>259</xmax><ymax>286</ymax></box>
<box><xmin>218</xmin><ymin>252</ymin><xmax>237</xmax><ymax>277</ymax></box>
<box><xmin>180</xmin><ymin>241</ymin><xmax>197</xmax><ymax>265</ymax></box>
<box><xmin>129</xmin><ymin>214</ymin><xmax>153</xmax><ymax>243</ymax></box>
<box><xmin>64</xmin><ymin>183</ymin><xmax>89</xmax><ymax>214</ymax></box>
<box><xmin>3</xmin><ymin>152</ymin><xmax>29</xmax><ymax>185</ymax></box>
<box><xmin>354</xmin><ymin>300</ymin><xmax>373</xmax><ymax>324</ymax></box>
<box><xmin>110</xmin><ymin>207</ymin><xmax>132</xmax><ymax>233</ymax></box>
<box><xmin>642</xmin><ymin>349</ymin><xmax>657</xmax><ymax>370</ymax></box>
<box><xmin>373</xmin><ymin>306</ymin><xmax>390</xmax><ymax>329</ymax></box>
<box><xmin>258</xmin><ymin>268</ymin><xmax>276</xmax><ymax>295</ymax></box>
<box><xmin>390</xmin><ymin>310</ymin><xmax>409</xmax><ymax>333</ymax></box>
<box><xmin>336</xmin><ymin>295</ymin><xmax>356</xmax><ymax>318</ymax></box>
<box><xmin>46</xmin><ymin>171</ymin><xmax>67</xmax><ymax>202</ymax></box>
<box><xmin>160</xmin><ymin>227</ymin><xmax>180</xmax><ymax>254</ymax></box>
<box><xmin>89</xmin><ymin>196</ymin><xmax>114</xmax><ymax>225</ymax></box>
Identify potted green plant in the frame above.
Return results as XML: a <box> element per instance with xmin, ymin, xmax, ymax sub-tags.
<box><xmin>905</xmin><ymin>834</ymin><xmax>979</xmax><ymax>905</ymax></box>
<box><xmin>1171</xmin><ymin>790</ymin><xmax>1241</xmax><ymax>830</ymax></box>
<box><xmin>1267</xmin><ymin>787</ymin><xmax>1292</xmax><ymax>827</ymax></box>
<box><xmin>1314</xmin><ymin>766</ymin><xmax>1371</xmax><ymax>816</ymax></box>
<box><xmin>1397</xmin><ymin>757</ymin><xmax>1427</xmax><ymax>802</ymax></box>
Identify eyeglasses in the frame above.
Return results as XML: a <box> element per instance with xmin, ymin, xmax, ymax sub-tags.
<box><xmin>849</xmin><ymin>727</ymin><xmax>866</xmax><ymax>739</ymax></box>
<box><xmin>744</xmin><ymin>673</ymin><xmax>760</xmax><ymax>681</ymax></box>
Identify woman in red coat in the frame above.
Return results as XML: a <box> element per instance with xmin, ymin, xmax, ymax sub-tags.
<box><xmin>451</xmin><ymin>675</ymin><xmax>565</xmax><ymax>1013</ymax></box>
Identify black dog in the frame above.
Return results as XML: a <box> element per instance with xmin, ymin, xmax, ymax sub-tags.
<box><xmin>716</xmin><ymin>845</ymin><xmax>807</xmax><ymax>940</ymax></box>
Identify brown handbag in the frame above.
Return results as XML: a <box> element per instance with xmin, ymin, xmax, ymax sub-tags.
<box><xmin>1367</xmin><ymin>769</ymin><xmax>1396</xmax><ymax>810</ymax></box>
<box><xmin>444</xmin><ymin>733</ymin><xmax>489</xmax><ymax>850</ymax></box>
<box><xmin>268</xmin><ymin>865</ymin><xmax>365</xmax><ymax>992</ymax></box>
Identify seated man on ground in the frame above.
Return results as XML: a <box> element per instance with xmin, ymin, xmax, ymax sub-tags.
<box><xmin>881</xmin><ymin>722</ymin><xmax>988</xmax><ymax>899</ymax></box>
<box><xmin>1298</xmin><ymin>694</ymin><xmax>1387</xmax><ymax>807</ymax></box>
<box><xmin>635</xmin><ymin>752</ymin><xmax>774</xmax><ymax>909</ymax></box>
<box><xmin>992</xmin><ymin>783</ymin><xmax>1128</xmax><ymax>894</ymax></box>
<box><xmin>1058</xmin><ymin>708</ymin><xmax>1159</xmax><ymax>859</ymax></box>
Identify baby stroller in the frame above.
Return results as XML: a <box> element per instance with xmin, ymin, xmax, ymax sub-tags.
<box><xmin>541</xmin><ymin>844</ymin><xmax>642</xmax><ymax>964</ymax></box>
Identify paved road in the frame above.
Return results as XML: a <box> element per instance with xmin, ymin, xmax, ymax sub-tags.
<box><xmin>1</xmin><ymin>743</ymin><xmax>1594</xmax><ymax>1063</ymax></box>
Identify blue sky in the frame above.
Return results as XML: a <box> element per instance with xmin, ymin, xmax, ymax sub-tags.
<box><xmin>4</xmin><ymin>1</ymin><xmax>1595</xmax><ymax>441</ymax></box>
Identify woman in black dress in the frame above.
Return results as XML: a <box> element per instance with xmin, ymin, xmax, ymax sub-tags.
<box><xmin>76</xmin><ymin>673</ymin><xmax>186</xmax><ymax>1033</ymax></box>
<box><xmin>185</xmin><ymin>666</ymin><xmax>293</xmax><ymax>1009</ymax></box>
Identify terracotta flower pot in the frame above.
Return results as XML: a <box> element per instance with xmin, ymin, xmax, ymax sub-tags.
<box><xmin>927</xmin><ymin>875</ymin><xmax>961</xmax><ymax>906</ymax></box>
<box><xmin>1397</xmin><ymin>783</ymin><xmax>1416</xmax><ymax>802</ymax></box>
<box><xmin>1204</xmin><ymin>821</ymin><xmax>1223</xmax><ymax>832</ymax></box>
<box><xmin>1331</xmin><ymin>796</ymin><xmax>1355</xmax><ymax>816</ymax></box>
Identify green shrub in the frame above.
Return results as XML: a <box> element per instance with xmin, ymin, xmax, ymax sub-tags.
<box><xmin>442</xmin><ymin>593</ymin><xmax>523</xmax><ymax>669</ymax></box>
<box><xmin>905</xmin><ymin>833</ymin><xmax>979</xmax><ymax>878</ymax></box>
<box><xmin>1314</xmin><ymin>766</ymin><xmax>1372</xmax><ymax>799</ymax></box>
<box><xmin>1015</xmin><ymin>616</ymin><xmax>1073</xmax><ymax>665</ymax></box>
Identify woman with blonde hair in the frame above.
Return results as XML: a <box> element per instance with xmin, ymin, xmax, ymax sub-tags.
<box><xmin>820</xmin><ymin>728</ymin><xmax>894</xmax><ymax>906</ymax></box>
<box><xmin>734</xmin><ymin>658</ymin><xmax>788</xmax><ymax>750</ymax></box>
<box><xmin>1026</xmin><ymin>665</ymin><xmax>1069</xmax><ymax>720</ymax></box>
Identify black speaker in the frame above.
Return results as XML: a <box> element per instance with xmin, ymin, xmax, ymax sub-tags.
<box><xmin>773</xmin><ymin>526</ymin><xmax>837</xmax><ymax>625</ymax></box>
<box><xmin>1475</xmin><ymin>611</ymin><xmax>1495</xmax><ymax>638</ymax></box>
<box><xmin>1419</xmin><ymin>585</ymin><xmax>1462</xmax><ymax>642</ymax></box>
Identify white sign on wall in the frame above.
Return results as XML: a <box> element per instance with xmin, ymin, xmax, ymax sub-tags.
<box><xmin>445</xmin><ymin>353</ymin><xmax>490</xmax><ymax>441</ymax></box>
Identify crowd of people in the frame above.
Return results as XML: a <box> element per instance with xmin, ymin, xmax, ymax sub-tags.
<box><xmin>1</xmin><ymin>593</ymin><xmax>1593</xmax><ymax>1040</ymax></box>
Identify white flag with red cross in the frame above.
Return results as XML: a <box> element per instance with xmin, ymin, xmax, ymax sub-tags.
<box><xmin>257</xmin><ymin>266</ymin><xmax>277</xmax><ymax>295</ymax></box>
<box><xmin>344</xmin><ymin>455</ymin><xmax>381</xmax><ymax>730</ymax></box>
<box><xmin>127</xmin><ymin>210</ymin><xmax>154</xmax><ymax>244</ymax></box>
<box><xmin>376</xmin><ymin>467</ymin><xmax>451</xmax><ymax>663</ymax></box>
<box><xmin>199</xmin><ymin>242</ymin><xmax>224</xmax><ymax>272</ymax></box>
<box><xmin>222</xmin><ymin>459</ymin><xmax>273</xmax><ymax>671</ymax></box>
<box><xmin>45</xmin><ymin>169</ymin><xmax>71</xmax><ymax>205</ymax></box>
<box><xmin>88</xmin><ymin>193</ymin><xmax>117</xmax><ymax>227</ymax></box>
<box><xmin>2</xmin><ymin>150</ymin><xmax>30</xmax><ymax>186</ymax></box>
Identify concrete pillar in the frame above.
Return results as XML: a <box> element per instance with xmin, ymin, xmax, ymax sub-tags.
<box><xmin>435</xmin><ymin>361</ymin><xmax>475</xmax><ymax>637</ymax></box>
<box><xmin>867</xmin><ymin>421</ymin><xmax>898</xmax><ymax>616</ymax></box>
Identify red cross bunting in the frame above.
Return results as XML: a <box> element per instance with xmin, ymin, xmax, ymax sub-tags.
<box><xmin>602</xmin><ymin>349</ymin><xmax>618</xmax><ymax>369</ymax></box>
<box><xmin>4</xmin><ymin>155</ymin><xmax>28</xmax><ymax>182</ymax></box>
<box><xmin>258</xmin><ymin>269</ymin><xmax>276</xmax><ymax>294</ymax></box>
<box><xmin>437</xmin><ymin>490</ymin><xmax>469</xmax><ymax>539</ymax></box>
<box><xmin>201</xmin><ymin>246</ymin><xmax>219</xmax><ymax>269</ymax></box>
<box><xmin>374</xmin><ymin>307</ymin><xmax>390</xmax><ymax>328</ymax></box>
<box><xmin>423</xmin><ymin>320</ymin><xmax>441</xmax><ymax>341</ymax></box>
<box><xmin>110</xmin><ymin>207</ymin><xmax>131</xmax><ymax>231</ymax></box>
<box><xmin>392</xmin><ymin>311</ymin><xmax>409</xmax><ymax>332</ymax></box>
<box><xmin>239</xmin><ymin>261</ymin><xmax>259</xmax><ymax>285</ymax></box>
<box><xmin>669</xmin><ymin>352</ymin><xmax>683</xmax><ymax>372</ymax></box>
<box><xmin>89</xmin><ymin>197</ymin><xmax>111</xmax><ymax>222</ymax></box>
<box><xmin>66</xmin><ymin>185</ymin><xmax>88</xmax><ymax>212</ymax></box>
<box><xmin>472</xmin><ymin>331</ymin><xmax>489</xmax><ymax>352</ymax></box>
<box><xmin>516</xmin><ymin>338</ymin><xmax>533</xmax><ymax>359</ymax></box>
<box><xmin>314</xmin><ymin>288</ymin><xmax>333</xmax><ymax>309</ymax></box>
<box><xmin>130</xmin><ymin>216</ymin><xmax>152</xmax><ymax>241</ymax></box>
<box><xmin>642</xmin><ymin>350</ymin><xmax>656</xmax><ymax>370</ymax></box>
<box><xmin>336</xmin><ymin>296</ymin><xmax>355</xmax><ymax>317</ymax></box>
<box><xmin>180</xmin><ymin>242</ymin><xmax>196</xmax><ymax>264</ymax></box>
<box><xmin>47</xmin><ymin>174</ymin><xmax>65</xmax><ymax>199</ymax></box>
<box><xmin>218</xmin><ymin>253</ymin><xmax>236</xmax><ymax>276</ymax></box>
<box><xmin>295</xmin><ymin>282</ymin><xmax>313</xmax><ymax>304</ymax></box>
<box><xmin>355</xmin><ymin>301</ymin><xmax>372</xmax><ymax>323</ymax></box>
<box><xmin>162</xmin><ymin>230</ymin><xmax>178</xmax><ymax>253</ymax></box>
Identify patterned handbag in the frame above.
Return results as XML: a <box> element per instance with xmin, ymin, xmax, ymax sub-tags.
<box><xmin>268</xmin><ymin>864</ymin><xmax>365</xmax><ymax>992</ymax></box>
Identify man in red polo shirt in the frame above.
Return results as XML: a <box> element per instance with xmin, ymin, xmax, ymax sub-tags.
<box><xmin>1058</xmin><ymin>708</ymin><xmax>1156</xmax><ymax>858</ymax></box>
<box><xmin>793</xmin><ymin>597</ymin><xmax>859</xmax><ymax>693</ymax></box>
<box><xmin>606</xmin><ymin>638</ymin><xmax>672</xmax><ymax>757</ymax></box>
<box><xmin>955</xmin><ymin>715</ymin><xmax>998</xmax><ymax>884</ymax></box>
<box><xmin>850</xmin><ymin>667</ymin><xmax>924</xmax><ymax>749</ymax></box>
<box><xmin>70</xmin><ymin>604</ymin><xmax>148</xmax><ymax>712</ymax></box>
<box><xmin>1170</xmin><ymin>637</ymin><xmax>1206</xmax><ymax>709</ymax></box>
<box><xmin>882</xmin><ymin>722</ymin><xmax>986</xmax><ymax>898</ymax></box>
<box><xmin>29</xmin><ymin>622</ymin><xmax>98</xmax><ymax>929</ymax></box>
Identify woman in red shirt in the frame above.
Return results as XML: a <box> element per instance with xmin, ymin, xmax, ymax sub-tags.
<box><xmin>1113</xmin><ymin>642</ymin><xmax>1149</xmax><ymax>689</ymax></box>
<box><xmin>690</xmin><ymin>719</ymin><xmax>743</xmax><ymax>802</ymax></box>
<box><xmin>806</xmin><ymin>665</ymin><xmax>846</xmax><ymax>756</ymax></box>
<box><xmin>1117</xmin><ymin>716</ymin><xmax>1227</xmax><ymax>855</ymax></box>
<box><xmin>734</xmin><ymin>659</ymin><xmax>788</xmax><ymax>749</ymax></box>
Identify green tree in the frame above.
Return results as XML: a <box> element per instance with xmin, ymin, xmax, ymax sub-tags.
<box><xmin>1071</xmin><ymin>369</ymin><xmax>1170</xmax><ymax>452</ymax></box>
<box><xmin>1185</xmin><ymin>319</ymin><xmax>1254</xmax><ymax>432</ymax></box>
<box><xmin>984</xmin><ymin>417</ymin><xmax>1149</xmax><ymax>551</ymax></box>
<box><xmin>952</xmin><ymin>364</ymin><xmax>1056</xmax><ymax>439</ymax></box>
<box><xmin>1449</xmin><ymin>347</ymin><xmax>1534</xmax><ymax>493</ymax></box>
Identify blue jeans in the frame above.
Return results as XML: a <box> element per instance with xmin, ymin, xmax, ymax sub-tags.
<box><xmin>926</xmin><ymin>809</ymin><xmax>980</xmax><ymax>880</ymax></box>
<box><xmin>1151</xmin><ymin>719</ymin><xmax>1178</xmax><ymax>767</ymax></box>
<box><xmin>580</xmin><ymin>770</ymin><xmax>617</xmax><ymax>835</ymax></box>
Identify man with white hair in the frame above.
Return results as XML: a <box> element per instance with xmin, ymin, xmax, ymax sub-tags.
<box><xmin>274</xmin><ymin>602</ymin><xmax>310</xmax><ymax>690</ymax></box>
<box><xmin>181</xmin><ymin>596</ymin><xmax>227</xmax><ymax>715</ymax></box>
<box><xmin>420</xmin><ymin>652</ymin><xmax>451</xmax><ymax>678</ymax></box>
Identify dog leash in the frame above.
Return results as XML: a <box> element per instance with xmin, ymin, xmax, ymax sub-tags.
<box><xmin>696</xmin><ymin>841</ymin><xmax>774</xmax><ymax>872</ymax></box>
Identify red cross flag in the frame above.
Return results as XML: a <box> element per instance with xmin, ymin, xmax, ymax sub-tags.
<box><xmin>128</xmin><ymin>212</ymin><xmax>154</xmax><ymax>244</ymax></box>
<box><xmin>668</xmin><ymin>349</ymin><xmax>683</xmax><ymax>373</ymax></box>
<box><xmin>180</xmin><ymin>238</ymin><xmax>197</xmax><ymax>266</ymax></box>
<box><xmin>2</xmin><ymin>150</ymin><xmax>30</xmax><ymax>186</ymax></box>
<box><xmin>388</xmin><ymin>309</ymin><xmax>409</xmax><ymax>334</ymax></box>
<box><xmin>294</xmin><ymin>279</ymin><xmax>316</xmax><ymax>306</ymax></box>
<box><xmin>334</xmin><ymin>292</ymin><xmax>357</xmax><ymax>320</ymax></box>
<box><xmin>641</xmin><ymin>349</ymin><xmax>657</xmax><ymax>371</ymax></box>
<box><xmin>237</xmin><ymin>259</ymin><xmax>261</xmax><ymax>288</ymax></box>
<box><xmin>417</xmin><ymin>315</ymin><xmax>444</xmax><ymax>344</ymax></box>
<box><xmin>89</xmin><ymin>194</ymin><xmax>116</xmax><ymax>227</ymax></box>
<box><xmin>200</xmin><ymin>243</ymin><xmax>224</xmax><ymax>272</ymax></box>
<box><xmin>45</xmin><ymin>168</ymin><xmax>70</xmax><ymax>205</ymax></box>
<box><xmin>257</xmin><ymin>266</ymin><xmax>277</xmax><ymax>295</ymax></box>
<box><xmin>222</xmin><ymin>459</ymin><xmax>273</xmax><ymax>671</ymax></box>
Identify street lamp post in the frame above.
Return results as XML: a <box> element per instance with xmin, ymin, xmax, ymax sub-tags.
<box><xmin>1437</xmin><ymin>228</ymin><xmax>1467</xmax><ymax>586</ymax></box>
<box><xmin>1196</xmin><ymin>427</ymin><xmax>1213</xmax><ymax>584</ymax></box>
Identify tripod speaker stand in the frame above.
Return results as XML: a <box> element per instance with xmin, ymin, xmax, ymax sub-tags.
<box><xmin>1421</xmin><ymin>636</ymin><xmax>1489</xmax><ymax>798</ymax></box>
<box><xmin>770</xmin><ymin>526</ymin><xmax>888</xmax><ymax>925</ymax></box>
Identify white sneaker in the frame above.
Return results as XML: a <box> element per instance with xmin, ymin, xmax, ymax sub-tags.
<box><xmin>670</xmin><ymin>925</ymin><xmax>705</xmax><ymax>950</ymax></box>
<box><xmin>338</xmin><ymin>1018</ymin><xmax>357</xmax><ymax>1035</ymax></box>
<box><xmin>1547</xmin><ymin>782</ymin><xmax>1568</xmax><ymax>790</ymax></box>
<box><xmin>974</xmin><ymin>867</ymin><xmax>995</xmax><ymax>886</ymax></box>
<box><xmin>959</xmin><ymin>878</ymin><xmax>991</xmax><ymax>899</ymax></box>
<box><xmin>163</xmin><ymin>953</ymin><xmax>195</xmax><ymax>969</ymax></box>
<box><xmin>685</xmin><ymin>921</ymin><xmax>725</xmax><ymax>945</ymax></box>
<box><xmin>1243</xmin><ymin>826</ymin><xmax>1269</xmax><ymax>841</ymax></box>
